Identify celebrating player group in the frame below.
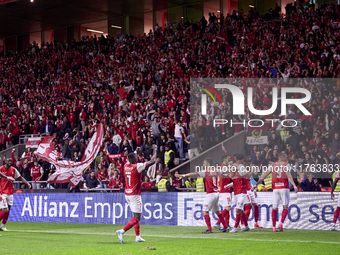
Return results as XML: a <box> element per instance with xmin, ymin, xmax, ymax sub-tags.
<box><xmin>177</xmin><ymin>151</ymin><xmax>299</xmax><ymax>233</ymax></box>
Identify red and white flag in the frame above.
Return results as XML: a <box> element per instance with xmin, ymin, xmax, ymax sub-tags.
<box><xmin>34</xmin><ymin>124</ymin><xmax>104</xmax><ymax>187</ymax></box>
<box><xmin>107</xmin><ymin>153</ymin><xmax>125</xmax><ymax>162</ymax></box>
<box><xmin>26</xmin><ymin>137</ymin><xmax>43</xmax><ymax>148</ymax></box>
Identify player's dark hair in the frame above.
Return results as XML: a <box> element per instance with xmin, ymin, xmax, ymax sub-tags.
<box><xmin>236</xmin><ymin>154</ymin><xmax>244</xmax><ymax>161</ymax></box>
<box><xmin>128</xmin><ymin>152</ymin><xmax>137</xmax><ymax>163</ymax></box>
<box><xmin>221</xmin><ymin>155</ymin><xmax>228</xmax><ymax>161</ymax></box>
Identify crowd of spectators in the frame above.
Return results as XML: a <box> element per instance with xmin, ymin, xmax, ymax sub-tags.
<box><xmin>1</xmin><ymin>1</ymin><xmax>340</xmax><ymax>191</ymax></box>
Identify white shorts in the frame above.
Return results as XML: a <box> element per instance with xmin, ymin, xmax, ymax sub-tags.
<box><xmin>272</xmin><ymin>189</ymin><xmax>290</xmax><ymax>208</ymax></box>
<box><xmin>244</xmin><ymin>190</ymin><xmax>257</xmax><ymax>204</ymax></box>
<box><xmin>0</xmin><ymin>194</ymin><xmax>13</xmax><ymax>209</ymax></box>
<box><xmin>203</xmin><ymin>193</ymin><xmax>219</xmax><ymax>212</ymax></box>
<box><xmin>337</xmin><ymin>194</ymin><xmax>340</xmax><ymax>208</ymax></box>
<box><xmin>219</xmin><ymin>193</ymin><xmax>232</xmax><ymax>207</ymax></box>
<box><xmin>235</xmin><ymin>193</ymin><xmax>247</xmax><ymax>210</ymax></box>
<box><xmin>125</xmin><ymin>195</ymin><xmax>142</xmax><ymax>214</ymax></box>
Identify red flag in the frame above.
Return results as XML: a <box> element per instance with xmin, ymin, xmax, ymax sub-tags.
<box><xmin>117</xmin><ymin>87</ymin><xmax>128</xmax><ymax>99</ymax></box>
<box><xmin>42</xmin><ymin>136</ymin><xmax>55</xmax><ymax>144</ymax></box>
<box><xmin>35</xmin><ymin>124</ymin><xmax>104</xmax><ymax>187</ymax></box>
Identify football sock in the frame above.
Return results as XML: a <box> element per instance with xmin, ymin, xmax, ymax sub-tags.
<box><xmin>2</xmin><ymin>212</ymin><xmax>9</xmax><ymax>225</ymax></box>
<box><xmin>272</xmin><ymin>209</ymin><xmax>277</xmax><ymax>228</ymax></box>
<box><xmin>216</xmin><ymin>209</ymin><xmax>228</xmax><ymax>225</ymax></box>
<box><xmin>281</xmin><ymin>208</ymin><xmax>288</xmax><ymax>224</ymax></box>
<box><xmin>225</xmin><ymin>210</ymin><xmax>230</xmax><ymax>226</ymax></box>
<box><xmin>134</xmin><ymin>221</ymin><xmax>140</xmax><ymax>236</ymax></box>
<box><xmin>123</xmin><ymin>217</ymin><xmax>139</xmax><ymax>232</ymax></box>
<box><xmin>241</xmin><ymin>213</ymin><xmax>248</xmax><ymax>227</ymax></box>
<box><xmin>204</xmin><ymin>214</ymin><xmax>212</xmax><ymax>231</ymax></box>
<box><xmin>0</xmin><ymin>211</ymin><xmax>6</xmax><ymax>222</ymax></box>
<box><xmin>333</xmin><ymin>208</ymin><xmax>340</xmax><ymax>224</ymax></box>
<box><xmin>254</xmin><ymin>205</ymin><xmax>260</xmax><ymax>223</ymax></box>
<box><xmin>234</xmin><ymin>213</ymin><xmax>241</xmax><ymax>228</ymax></box>
<box><xmin>218</xmin><ymin>213</ymin><xmax>228</xmax><ymax>229</ymax></box>
<box><xmin>244</xmin><ymin>204</ymin><xmax>252</xmax><ymax>221</ymax></box>
<box><xmin>240</xmin><ymin>213</ymin><xmax>245</xmax><ymax>226</ymax></box>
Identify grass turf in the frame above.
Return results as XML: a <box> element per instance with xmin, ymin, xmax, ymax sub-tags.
<box><xmin>0</xmin><ymin>222</ymin><xmax>340</xmax><ymax>255</ymax></box>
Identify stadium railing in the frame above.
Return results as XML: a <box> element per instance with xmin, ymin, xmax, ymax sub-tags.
<box><xmin>19</xmin><ymin>134</ymin><xmax>43</xmax><ymax>145</ymax></box>
<box><xmin>0</xmin><ymin>143</ymin><xmax>26</xmax><ymax>162</ymax></box>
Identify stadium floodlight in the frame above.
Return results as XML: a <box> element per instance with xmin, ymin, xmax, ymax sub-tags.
<box><xmin>86</xmin><ymin>29</ymin><xmax>104</xmax><ymax>33</ymax></box>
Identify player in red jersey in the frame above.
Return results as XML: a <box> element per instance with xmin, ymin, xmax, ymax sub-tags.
<box><xmin>331</xmin><ymin>172</ymin><xmax>340</xmax><ymax>231</ymax></box>
<box><xmin>0</xmin><ymin>158</ymin><xmax>31</xmax><ymax>231</ymax></box>
<box><xmin>225</xmin><ymin>158</ymin><xmax>263</xmax><ymax>230</ymax></box>
<box><xmin>252</xmin><ymin>153</ymin><xmax>298</xmax><ymax>232</ymax></box>
<box><xmin>226</xmin><ymin>154</ymin><xmax>251</xmax><ymax>233</ymax></box>
<box><xmin>241</xmin><ymin>159</ymin><xmax>263</xmax><ymax>229</ymax></box>
<box><xmin>214</xmin><ymin>156</ymin><xmax>233</xmax><ymax>231</ymax></box>
<box><xmin>0</xmin><ymin>164</ymin><xmax>15</xmax><ymax>237</ymax></box>
<box><xmin>177</xmin><ymin>158</ymin><xmax>229</xmax><ymax>233</ymax></box>
<box><xmin>116</xmin><ymin>145</ymin><xmax>157</xmax><ymax>244</ymax></box>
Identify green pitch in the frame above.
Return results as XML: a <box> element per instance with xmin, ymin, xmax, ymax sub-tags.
<box><xmin>1</xmin><ymin>222</ymin><xmax>340</xmax><ymax>255</ymax></box>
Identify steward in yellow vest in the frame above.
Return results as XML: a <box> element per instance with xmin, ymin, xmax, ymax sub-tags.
<box><xmin>264</xmin><ymin>173</ymin><xmax>272</xmax><ymax>190</ymax></box>
<box><xmin>196</xmin><ymin>177</ymin><xmax>205</xmax><ymax>192</ymax></box>
<box><xmin>164</xmin><ymin>143</ymin><xmax>175</xmax><ymax>169</ymax></box>
<box><xmin>158</xmin><ymin>173</ymin><xmax>170</xmax><ymax>192</ymax></box>
<box><xmin>333</xmin><ymin>172</ymin><xmax>340</xmax><ymax>192</ymax></box>
<box><xmin>185</xmin><ymin>177</ymin><xmax>196</xmax><ymax>191</ymax></box>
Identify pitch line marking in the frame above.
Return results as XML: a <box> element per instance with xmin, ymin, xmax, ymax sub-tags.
<box><xmin>10</xmin><ymin>229</ymin><xmax>340</xmax><ymax>245</ymax></box>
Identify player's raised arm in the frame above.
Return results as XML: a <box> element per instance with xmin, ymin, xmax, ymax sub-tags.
<box><xmin>137</xmin><ymin>145</ymin><xmax>158</xmax><ymax>173</ymax></box>
<box><xmin>331</xmin><ymin>177</ymin><xmax>339</xmax><ymax>200</ymax></box>
<box><xmin>176</xmin><ymin>172</ymin><xmax>199</xmax><ymax>179</ymax></box>
<box><xmin>146</xmin><ymin>144</ymin><xmax>157</xmax><ymax>166</ymax></box>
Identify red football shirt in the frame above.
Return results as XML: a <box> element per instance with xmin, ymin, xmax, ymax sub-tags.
<box><xmin>142</xmin><ymin>182</ymin><xmax>154</xmax><ymax>189</ymax></box>
<box><xmin>124</xmin><ymin>162</ymin><xmax>148</xmax><ymax>196</ymax></box>
<box><xmin>244</xmin><ymin>177</ymin><xmax>252</xmax><ymax>191</ymax></box>
<box><xmin>30</xmin><ymin>166</ymin><xmax>43</xmax><ymax>181</ymax></box>
<box><xmin>197</xmin><ymin>169</ymin><xmax>221</xmax><ymax>194</ymax></box>
<box><xmin>219</xmin><ymin>164</ymin><xmax>232</xmax><ymax>193</ymax></box>
<box><xmin>271</xmin><ymin>161</ymin><xmax>290</xmax><ymax>190</ymax></box>
<box><xmin>230</xmin><ymin>164</ymin><xmax>247</xmax><ymax>195</ymax></box>
<box><xmin>0</xmin><ymin>166</ymin><xmax>20</xmax><ymax>195</ymax></box>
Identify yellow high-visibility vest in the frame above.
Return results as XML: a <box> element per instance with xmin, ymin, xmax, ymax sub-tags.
<box><xmin>280</xmin><ymin>130</ymin><xmax>290</xmax><ymax>143</ymax></box>
<box><xmin>196</xmin><ymin>177</ymin><xmax>205</xmax><ymax>192</ymax></box>
<box><xmin>158</xmin><ymin>179</ymin><xmax>167</xmax><ymax>192</ymax></box>
<box><xmin>333</xmin><ymin>172</ymin><xmax>340</xmax><ymax>192</ymax></box>
<box><xmin>264</xmin><ymin>174</ymin><xmax>272</xmax><ymax>190</ymax></box>
<box><xmin>185</xmin><ymin>180</ymin><xmax>196</xmax><ymax>188</ymax></box>
<box><xmin>164</xmin><ymin>150</ymin><xmax>174</xmax><ymax>165</ymax></box>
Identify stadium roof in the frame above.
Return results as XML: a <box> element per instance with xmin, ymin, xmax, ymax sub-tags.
<box><xmin>0</xmin><ymin>0</ymin><xmax>203</xmax><ymax>38</ymax></box>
